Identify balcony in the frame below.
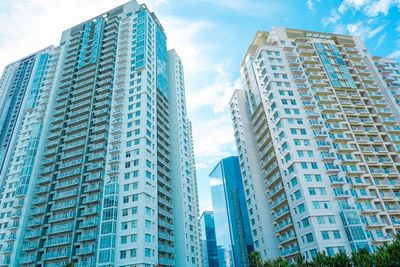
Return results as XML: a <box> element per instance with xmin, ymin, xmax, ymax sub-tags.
<box><xmin>48</xmin><ymin>211</ymin><xmax>75</xmax><ymax>223</ymax></box>
<box><xmin>44</xmin><ymin>236</ymin><xmax>72</xmax><ymax>247</ymax></box>
<box><xmin>51</xmin><ymin>199</ymin><xmax>77</xmax><ymax>211</ymax></box>
<box><xmin>43</xmin><ymin>249</ymin><xmax>70</xmax><ymax>260</ymax></box>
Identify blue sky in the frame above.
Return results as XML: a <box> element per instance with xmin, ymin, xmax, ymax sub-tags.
<box><xmin>1</xmin><ymin>0</ymin><xmax>399</xmax><ymax>213</ymax></box>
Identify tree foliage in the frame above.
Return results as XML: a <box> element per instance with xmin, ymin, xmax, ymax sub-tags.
<box><xmin>248</xmin><ymin>234</ymin><xmax>400</xmax><ymax>267</ymax></box>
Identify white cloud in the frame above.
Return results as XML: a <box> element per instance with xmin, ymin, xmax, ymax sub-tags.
<box><xmin>338</xmin><ymin>0</ymin><xmax>400</xmax><ymax>16</ymax></box>
<box><xmin>187</xmin><ymin>62</ymin><xmax>240</xmax><ymax>114</ymax></box>
<box><xmin>339</xmin><ymin>0</ymin><xmax>371</xmax><ymax>13</ymax></box>
<box><xmin>322</xmin><ymin>9</ymin><xmax>341</xmax><ymax>27</ymax></box>
<box><xmin>160</xmin><ymin>16</ymin><xmax>214</xmax><ymax>74</ymax></box>
<box><xmin>192</xmin><ymin>0</ymin><xmax>283</xmax><ymax>17</ymax></box>
<box><xmin>306</xmin><ymin>0</ymin><xmax>320</xmax><ymax>11</ymax></box>
<box><xmin>388</xmin><ymin>50</ymin><xmax>400</xmax><ymax>59</ymax></box>
<box><xmin>376</xmin><ymin>32</ymin><xmax>387</xmax><ymax>48</ymax></box>
<box><xmin>346</xmin><ymin>21</ymin><xmax>386</xmax><ymax>40</ymax></box>
<box><xmin>191</xmin><ymin>114</ymin><xmax>236</xmax><ymax>168</ymax></box>
<box><xmin>364</xmin><ymin>0</ymin><xmax>397</xmax><ymax>16</ymax></box>
<box><xmin>368</xmin><ymin>24</ymin><xmax>386</xmax><ymax>38</ymax></box>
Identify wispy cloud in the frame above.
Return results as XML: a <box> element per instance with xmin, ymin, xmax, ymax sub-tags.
<box><xmin>322</xmin><ymin>9</ymin><xmax>341</xmax><ymax>27</ymax></box>
<box><xmin>306</xmin><ymin>0</ymin><xmax>321</xmax><ymax>11</ymax></box>
<box><xmin>388</xmin><ymin>50</ymin><xmax>400</xmax><ymax>59</ymax></box>
<box><xmin>376</xmin><ymin>32</ymin><xmax>387</xmax><ymax>48</ymax></box>
<box><xmin>192</xmin><ymin>0</ymin><xmax>283</xmax><ymax>17</ymax></box>
<box><xmin>338</xmin><ymin>0</ymin><xmax>400</xmax><ymax>16</ymax></box>
<box><xmin>192</xmin><ymin>114</ymin><xmax>236</xmax><ymax>169</ymax></box>
<box><xmin>345</xmin><ymin>21</ymin><xmax>386</xmax><ymax>40</ymax></box>
<box><xmin>187</xmin><ymin>61</ymin><xmax>240</xmax><ymax>114</ymax></box>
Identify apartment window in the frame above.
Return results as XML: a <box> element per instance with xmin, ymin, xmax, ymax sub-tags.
<box><xmin>291</xmin><ymin>177</ymin><xmax>298</xmax><ymax>187</ymax></box>
<box><xmin>317</xmin><ymin>216</ymin><xmax>325</xmax><ymax>224</ymax></box>
<box><xmin>319</xmin><ymin>188</ymin><xmax>327</xmax><ymax>195</ymax></box>
<box><xmin>328</xmin><ymin>216</ymin><xmax>336</xmax><ymax>224</ymax></box>
<box><xmin>298</xmin><ymin>203</ymin><xmax>305</xmax><ymax>213</ymax></box>
<box><xmin>312</xmin><ymin>202</ymin><xmax>320</xmax><ymax>209</ymax></box>
<box><xmin>122</xmin><ymin>209</ymin><xmax>128</xmax><ymax>216</ymax></box>
<box><xmin>309</xmin><ymin>188</ymin><xmax>316</xmax><ymax>196</ymax></box>
<box><xmin>333</xmin><ymin>231</ymin><xmax>341</xmax><ymax>239</ymax></box>
<box><xmin>302</xmin><ymin>218</ymin><xmax>310</xmax><ymax>227</ymax></box>
<box><xmin>120</xmin><ymin>250</ymin><xmax>126</xmax><ymax>259</ymax></box>
<box><xmin>145</xmin><ymin>233</ymin><xmax>152</xmax><ymax>243</ymax></box>
<box><xmin>294</xmin><ymin>190</ymin><xmax>302</xmax><ymax>200</ymax></box>
<box><xmin>326</xmin><ymin>247</ymin><xmax>335</xmax><ymax>256</ymax></box>
<box><xmin>322</xmin><ymin>231</ymin><xmax>330</xmax><ymax>240</ymax></box>
<box><xmin>145</xmin><ymin>248</ymin><xmax>151</xmax><ymax>257</ymax></box>
<box><xmin>306</xmin><ymin>233</ymin><xmax>314</xmax><ymax>243</ymax></box>
<box><xmin>311</xmin><ymin>162</ymin><xmax>318</xmax><ymax>169</ymax></box>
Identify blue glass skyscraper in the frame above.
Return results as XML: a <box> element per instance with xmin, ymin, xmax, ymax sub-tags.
<box><xmin>210</xmin><ymin>156</ymin><xmax>253</xmax><ymax>267</ymax></box>
<box><xmin>200</xmin><ymin>211</ymin><xmax>219</xmax><ymax>267</ymax></box>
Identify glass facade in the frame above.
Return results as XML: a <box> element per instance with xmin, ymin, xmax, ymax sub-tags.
<box><xmin>200</xmin><ymin>211</ymin><xmax>219</xmax><ymax>267</ymax></box>
<box><xmin>210</xmin><ymin>156</ymin><xmax>253</xmax><ymax>267</ymax></box>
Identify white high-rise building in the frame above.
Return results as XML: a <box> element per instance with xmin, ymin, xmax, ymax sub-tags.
<box><xmin>230</xmin><ymin>27</ymin><xmax>400</xmax><ymax>262</ymax></box>
<box><xmin>0</xmin><ymin>2</ymin><xmax>200</xmax><ymax>266</ymax></box>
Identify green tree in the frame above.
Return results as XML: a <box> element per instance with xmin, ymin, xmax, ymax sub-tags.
<box><xmin>331</xmin><ymin>251</ymin><xmax>351</xmax><ymax>267</ymax></box>
<box><xmin>249</xmin><ymin>251</ymin><xmax>264</xmax><ymax>267</ymax></box>
<box><xmin>264</xmin><ymin>257</ymin><xmax>290</xmax><ymax>267</ymax></box>
<box><xmin>351</xmin><ymin>248</ymin><xmax>372</xmax><ymax>267</ymax></box>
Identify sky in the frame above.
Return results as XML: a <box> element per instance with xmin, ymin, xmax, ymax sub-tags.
<box><xmin>1</xmin><ymin>0</ymin><xmax>399</xmax><ymax>214</ymax></box>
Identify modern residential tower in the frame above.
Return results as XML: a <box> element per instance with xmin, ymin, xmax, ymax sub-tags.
<box><xmin>0</xmin><ymin>1</ymin><xmax>200</xmax><ymax>266</ymax></box>
<box><xmin>230</xmin><ymin>27</ymin><xmax>400</xmax><ymax>262</ymax></box>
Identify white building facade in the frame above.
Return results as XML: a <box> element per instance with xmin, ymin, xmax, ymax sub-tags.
<box><xmin>230</xmin><ymin>27</ymin><xmax>400</xmax><ymax>262</ymax></box>
<box><xmin>0</xmin><ymin>1</ymin><xmax>200</xmax><ymax>267</ymax></box>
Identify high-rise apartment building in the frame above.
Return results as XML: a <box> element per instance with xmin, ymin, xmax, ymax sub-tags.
<box><xmin>0</xmin><ymin>46</ymin><xmax>64</xmax><ymax>266</ymax></box>
<box><xmin>0</xmin><ymin>1</ymin><xmax>200</xmax><ymax>266</ymax></box>
<box><xmin>199</xmin><ymin>211</ymin><xmax>219</xmax><ymax>267</ymax></box>
<box><xmin>230</xmin><ymin>27</ymin><xmax>400</xmax><ymax>262</ymax></box>
<box><xmin>209</xmin><ymin>156</ymin><xmax>253</xmax><ymax>267</ymax></box>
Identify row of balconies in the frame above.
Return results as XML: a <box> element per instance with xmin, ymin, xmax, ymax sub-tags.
<box><xmin>57</xmin><ymin>168</ymin><xmax>82</xmax><ymax>179</ymax></box>
<box><xmin>19</xmin><ymin>254</ymin><xmax>36</xmax><ymax>264</ymax></box>
<box><xmin>55</xmin><ymin>178</ymin><xmax>80</xmax><ymax>190</ymax></box>
<box><xmin>58</xmin><ymin>158</ymin><xmax>83</xmax><ymax>169</ymax></box>
<box><xmin>43</xmin><ymin>248</ymin><xmax>70</xmax><ymax>260</ymax></box>
<box><xmin>63</xmin><ymin>140</ymin><xmax>86</xmax><ymax>151</ymax></box>
<box><xmin>53</xmin><ymin>188</ymin><xmax>79</xmax><ymax>201</ymax></box>
<box><xmin>77</xmin><ymin>230</ymin><xmax>98</xmax><ymax>242</ymax></box>
<box><xmin>51</xmin><ymin>199</ymin><xmax>77</xmax><ymax>211</ymax></box>
<box><xmin>48</xmin><ymin>210</ymin><xmax>75</xmax><ymax>223</ymax></box>
<box><xmin>22</xmin><ymin>240</ymin><xmax>40</xmax><ymax>251</ymax></box>
<box><xmin>47</xmin><ymin>222</ymin><xmax>74</xmax><ymax>235</ymax></box>
<box><xmin>27</xmin><ymin>217</ymin><xmax>44</xmax><ymax>227</ymax></box>
<box><xmin>61</xmin><ymin>149</ymin><xmax>85</xmax><ymax>160</ymax></box>
<box><xmin>44</xmin><ymin>235</ymin><xmax>72</xmax><ymax>248</ymax></box>
<box><xmin>78</xmin><ymin>217</ymin><xmax>100</xmax><ymax>228</ymax></box>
